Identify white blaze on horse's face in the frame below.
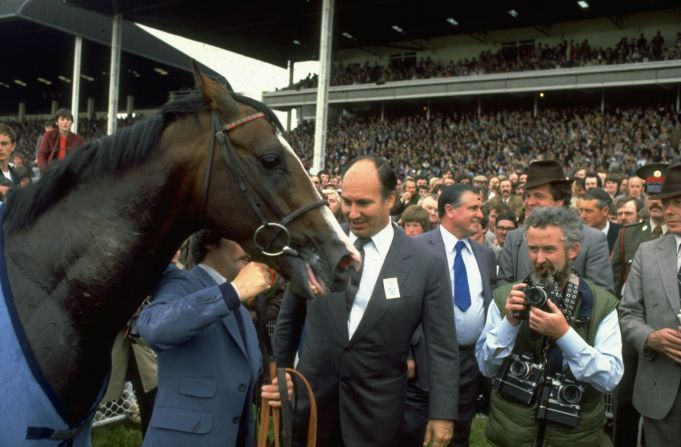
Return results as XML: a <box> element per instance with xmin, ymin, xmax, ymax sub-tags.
<box><xmin>277</xmin><ymin>135</ymin><xmax>361</xmax><ymax>269</ymax></box>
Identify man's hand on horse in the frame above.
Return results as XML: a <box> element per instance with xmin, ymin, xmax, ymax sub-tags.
<box><xmin>260</xmin><ymin>373</ymin><xmax>294</xmax><ymax>407</ymax></box>
<box><xmin>423</xmin><ymin>419</ymin><xmax>454</xmax><ymax>447</ymax></box>
<box><xmin>232</xmin><ymin>262</ymin><xmax>276</xmax><ymax>304</ymax></box>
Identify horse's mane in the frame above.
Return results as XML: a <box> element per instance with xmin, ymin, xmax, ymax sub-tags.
<box><xmin>4</xmin><ymin>92</ymin><xmax>282</xmax><ymax>231</ymax></box>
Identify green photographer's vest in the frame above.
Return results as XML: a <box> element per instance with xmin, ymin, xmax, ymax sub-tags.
<box><xmin>485</xmin><ymin>280</ymin><xmax>619</xmax><ymax>447</ymax></box>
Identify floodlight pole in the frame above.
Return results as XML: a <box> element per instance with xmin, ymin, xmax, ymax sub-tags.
<box><xmin>312</xmin><ymin>0</ymin><xmax>334</xmax><ymax>174</ymax></box>
<box><xmin>71</xmin><ymin>36</ymin><xmax>82</xmax><ymax>134</ymax></box>
<box><xmin>107</xmin><ymin>14</ymin><xmax>123</xmax><ymax>135</ymax></box>
<box><xmin>287</xmin><ymin>60</ymin><xmax>294</xmax><ymax>131</ymax></box>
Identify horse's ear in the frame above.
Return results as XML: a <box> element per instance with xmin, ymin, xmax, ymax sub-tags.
<box><xmin>191</xmin><ymin>60</ymin><xmax>229</xmax><ymax>112</ymax></box>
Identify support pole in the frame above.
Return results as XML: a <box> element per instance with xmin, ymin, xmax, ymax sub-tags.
<box><xmin>311</xmin><ymin>0</ymin><xmax>334</xmax><ymax>174</ymax></box>
<box><xmin>601</xmin><ymin>89</ymin><xmax>605</xmax><ymax>115</ymax></box>
<box><xmin>71</xmin><ymin>36</ymin><xmax>83</xmax><ymax>134</ymax></box>
<box><xmin>286</xmin><ymin>60</ymin><xmax>294</xmax><ymax>131</ymax></box>
<box><xmin>533</xmin><ymin>94</ymin><xmax>538</xmax><ymax>118</ymax></box>
<box><xmin>107</xmin><ymin>14</ymin><xmax>123</xmax><ymax>135</ymax></box>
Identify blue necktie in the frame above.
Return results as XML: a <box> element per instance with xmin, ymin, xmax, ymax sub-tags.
<box><xmin>454</xmin><ymin>240</ymin><xmax>471</xmax><ymax>311</ymax></box>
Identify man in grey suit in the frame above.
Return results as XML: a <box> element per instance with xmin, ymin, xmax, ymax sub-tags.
<box><xmin>498</xmin><ymin>160</ymin><xmax>614</xmax><ymax>292</ymax></box>
<box><xmin>409</xmin><ymin>184</ymin><xmax>497</xmax><ymax>447</ymax></box>
<box><xmin>274</xmin><ymin>156</ymin><xmax>459</xmax><ymax>447</ymax></box>
<box><xmin>620</xmin><ymin>163</ymin><xmax>681</xmax><ymax>446</ymax></box>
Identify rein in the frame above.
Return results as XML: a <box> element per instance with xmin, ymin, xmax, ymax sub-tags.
<box><xmin>202</xmin><ymin>110</ymin><xmax>327</xmax><ymax>258</ymax></box>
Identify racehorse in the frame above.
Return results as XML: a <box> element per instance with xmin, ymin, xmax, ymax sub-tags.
<box><xmin>0</xmin><ymin>63</ymin><xmax>358</xmax><ymax>444</ymax></box>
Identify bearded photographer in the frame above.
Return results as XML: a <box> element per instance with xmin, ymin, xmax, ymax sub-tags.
<box><xmin>476</xmin><ymin>207</ymin><xmax>623</xmax><ymax>447</ymax></box>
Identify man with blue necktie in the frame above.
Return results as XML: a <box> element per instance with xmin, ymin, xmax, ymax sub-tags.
<box><xmin>414</xmin><ymin>184</ymin><xmax>497</xmax><ymax>446</ymax></box>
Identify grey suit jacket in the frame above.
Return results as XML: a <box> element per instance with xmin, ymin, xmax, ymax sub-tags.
<box><xmin>498</xmin><ymin>223</ymin><xmax>614</xmax><ymax>292</ymax></box>
<box><xmin>619</xmin><ymin>235</ymin><xmax>681</xmax><ymax>420</ymax></box>
<box><xmin>410</xmin><ymin>229</ymin><xmax>497</xmax><ymax>390</ymax></box>
<box><xmin>273</xmin><ymin>226</ymin><xmax>459</xmax><ymax>446</ymax></box>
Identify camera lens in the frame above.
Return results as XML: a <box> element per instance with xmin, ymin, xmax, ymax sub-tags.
<box><xmin>509</xmin><ymin>360</ymin><xmax>529</xmax><ymax>379</ymax></box>
<box><xmin>525</xmin><ymin>286</ymin><xmax>547</xmax><ymax>307</ymax></box>
<box><xmin>559</xmin><ymin>384</ymin><xmax>582</xmax><ymax>404</ymax></box>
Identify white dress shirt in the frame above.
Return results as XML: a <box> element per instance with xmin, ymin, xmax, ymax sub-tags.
<box><xmin>475</xmin><ymin>299</ymin><xmax>624</xmax><ymax>393</ymax></box>
<box><xmin>439</xmin><ymin>226</ymin><xmax>485</xmax><ymax>346</ymax></box>
<box><xmin>347</xmin><ymin>221</ymin><xmax>394</xmax><ymax>338</ymax></box>
<box><xmin>600</xmin><ymin>220</ymin><xmax>610</xmax><ymax>238</ymax></box>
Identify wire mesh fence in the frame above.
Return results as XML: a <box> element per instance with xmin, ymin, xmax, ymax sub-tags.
<box><xmin>93</xmin><ymin>382</ymin><xmax>139</xmax><ymax>428</ymax></box>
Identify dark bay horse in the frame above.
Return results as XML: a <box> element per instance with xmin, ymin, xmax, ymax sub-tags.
<box><xmin>0</xmin><ymin>64</ymin><xmax>358</xmax><ymax>441</ymax></box>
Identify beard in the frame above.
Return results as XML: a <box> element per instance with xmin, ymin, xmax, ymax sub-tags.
<box><xmin>530</xmin><ymin>259</ymin><xmax>572</xmax><ymax>289</ymax></box>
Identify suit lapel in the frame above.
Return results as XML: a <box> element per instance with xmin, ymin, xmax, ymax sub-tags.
<box><xmin>426</xmin><ymin>229</ymin><xmax>452</xmax><ymax>294</ymax></box>
<box><xmin>470</xmin><ymin>242</ymin><xmax>492</xmax><ymax>308</ymax></box>
<box><xmin>656</xmin><ymin>237</ymin><xmax>681</xmax><ymax>312</ymax></box>
<box><xmin>193</xmin><ymin>267</ymin><xmax>248</xmax><ymax>357</ymax></box>
<box><xmin>325</xmin><ymin>289</ymin><xmax>350</xmax><ymax>342</ymax></box>
<box><xmin>350</xmin><ymin>230</ymin><xmax>412</xmax><ymax>343</ymax></box>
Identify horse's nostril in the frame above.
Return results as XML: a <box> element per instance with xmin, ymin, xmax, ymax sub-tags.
<box><xmin>337</xmin><ymin>255</ymin><xmax>353</xmax><ymax>271</ymax></box>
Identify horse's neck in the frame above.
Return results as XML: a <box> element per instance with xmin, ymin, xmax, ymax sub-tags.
<box><xmin>3</xmin><ymin>170</ymin><xmax>197</xmax><ymax>421</ymax></box>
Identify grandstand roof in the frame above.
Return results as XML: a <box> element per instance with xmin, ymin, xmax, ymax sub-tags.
<box><xmin>0</xmin><ymin>0</ymin><xmax>219</xmax><ymax>116</ymax></box>
<box><xmin>65</xmin><ymin>0</ymin><xmax>680</xmax><ymax>68</ymax></box>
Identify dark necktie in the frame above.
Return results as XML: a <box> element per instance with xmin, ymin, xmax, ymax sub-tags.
<box><xmin>652</xmin><ymin>225</ymin><xmax>663</xmax><ymax>239</ymax></box>
<box><xmin>454</xmin><ymin>240</ymin><xmax>471</xmax><ymax>311</ymax></box>
<box><xmin>347</xmin><ymin>237</ymin><xmax>370</xmax><ymax>311</ymax></box>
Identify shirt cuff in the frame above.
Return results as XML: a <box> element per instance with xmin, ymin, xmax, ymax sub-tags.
<box><xmin>218</xmin><ymin>282</ymin><xmax>241</xmax><ymax>311</ymax></box>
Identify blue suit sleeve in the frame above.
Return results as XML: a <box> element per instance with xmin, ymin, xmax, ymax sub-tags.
<box><xmin>138</xmin><ymin>269</ymin><xmax>241</xmax><ymax>351</ymax></box>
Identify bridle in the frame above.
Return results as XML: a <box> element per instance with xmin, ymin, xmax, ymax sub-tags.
<box><xmin>202</xmin><ymin>110</ymin><xmax>327</xmax><ymax>257</ymax></box>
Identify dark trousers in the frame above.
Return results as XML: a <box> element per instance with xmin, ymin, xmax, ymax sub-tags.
<box><xmin>401</xmin><ymin>381</ymin><xmax>429</xmax><ymax>447</ymax></box>
<box><xmin>400</xmin><ymin>347</ymin><xmax>481</xmax><ymax>447</ymax></box>
<box><xmin>613</xmin><ymin>342</ymin><xmax>640</xmax><ymax>447</ymax></box>
<box><xmin>452</xmin><ymin>348</ymin><xmax>481</xmax><ymax>447</ymax></box>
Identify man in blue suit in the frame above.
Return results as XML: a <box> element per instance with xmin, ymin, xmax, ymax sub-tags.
<box><xmin>138</xmin><ymin>232</ymin><xmax>276</xmax><ymax>447</ymax></box>
<box><xmin>404</xmin><ymin>184</ymin><xmax>497</xmax><ymax>447</ymax></box>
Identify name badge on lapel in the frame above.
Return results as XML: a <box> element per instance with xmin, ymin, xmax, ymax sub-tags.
<box><xmin>383</xmin><ymin>277</ymin><xmax>401</xmax><ymax>299</ymax></box>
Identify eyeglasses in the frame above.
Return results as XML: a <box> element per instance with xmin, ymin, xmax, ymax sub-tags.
<box><xmin>496</xmin><ymin>226</ymin><xmax>516</xmax><ymax>232</ymax></box>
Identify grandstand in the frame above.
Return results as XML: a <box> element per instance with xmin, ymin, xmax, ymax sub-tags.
<box><xmin>262</xmin><ymin>6</ymin><xmax>681</xmax><ymax>177</ymax></box>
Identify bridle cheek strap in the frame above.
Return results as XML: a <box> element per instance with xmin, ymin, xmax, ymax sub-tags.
<box><xmin>202</xmin><ymin>111</ymin><xmax>327</xmax><ymax>258</ymax></box>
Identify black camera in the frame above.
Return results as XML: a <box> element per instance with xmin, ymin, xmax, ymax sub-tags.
<box><xmin>493</xmin><ymin>353</ymin><xmax>544</xmax><ymax>405</ymax></box>
<box><xmin>513</xmin><ymin>285</ymin><xmax>549</xmax><ymax>320</ymax></box>
<box><xmin>536</xmin><ymin>373</ymin><xmax>585</xmax><ymax>428</ymax></box>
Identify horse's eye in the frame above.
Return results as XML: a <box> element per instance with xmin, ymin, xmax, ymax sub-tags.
<box><xmin>259</xmin><ymin>153</ymin><xmax>281</xmax><ymax>170</ymax></box>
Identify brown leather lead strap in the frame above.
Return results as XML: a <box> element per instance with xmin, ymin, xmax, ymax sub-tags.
<box><xmin>285</xmin><ymin>368</ymin><xmax>317</xmax><ymax>447</ymax></box>
<box><xmin>257</xmin><ymin>366</ymin><xmax>317</xmax><ymax>447</ymax></box>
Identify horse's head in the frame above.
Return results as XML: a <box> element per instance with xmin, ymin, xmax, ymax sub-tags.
<box><xmin>191</xmin><ymin>63</ymin><xmax>360</xmax><ymax>300</ymax></box>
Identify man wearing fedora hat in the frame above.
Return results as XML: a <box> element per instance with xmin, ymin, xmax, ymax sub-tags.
<box><xmin>620</xmin><ymin>162</ymin><xmax>681</xmax><ymax>446</ymax></box>
<box><xmin>498</xmin><ymin>160</ymin><xmax>614</xmax><ymax>292</ymax></box>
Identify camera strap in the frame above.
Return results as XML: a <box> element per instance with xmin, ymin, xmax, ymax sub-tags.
<box><xmin>543</xmin><ymin>273</ymin><xmax>581</xmax><ymax>374</ymax></box>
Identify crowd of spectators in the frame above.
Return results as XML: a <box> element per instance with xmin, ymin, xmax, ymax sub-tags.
<box><xmin>285</xmin><ymin>104</ymin><xmax>681</xmax><ymax>179</ymax></box>
<box><xmin>4</xmin><ymin>115</ymin><xmax>142</xmax><ymax>166</ymax></box>
<box><xmin>285</xmin><ymin>30</ymin><xmax>681</xmax><ymax>90</ymax></box>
